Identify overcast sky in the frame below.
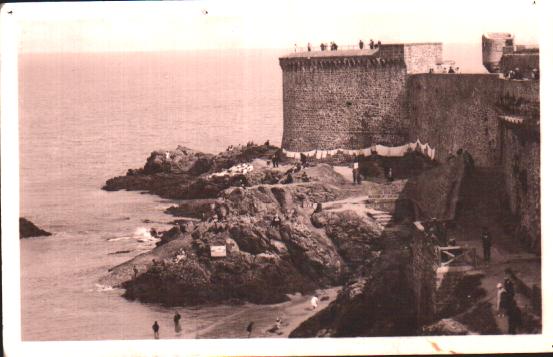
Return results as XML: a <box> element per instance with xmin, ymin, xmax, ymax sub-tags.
<box><xmin>10</xmin><ymin>0</ymin><xmax>543</xmax><ymax>53</ymax></box>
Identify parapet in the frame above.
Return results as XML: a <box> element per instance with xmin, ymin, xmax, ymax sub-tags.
<box><xmin>279</xmin><ymin>43</ymin><xmax>442</xmax><ymax>74</ymax></box>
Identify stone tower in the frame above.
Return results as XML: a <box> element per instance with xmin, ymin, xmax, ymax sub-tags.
<box><xmin>279</xmin><ymin>43</ymin><xmax>442</xmax><ymax>152</ymax></box>
<box><xmin>482</xmin><ymin>32</ymin><xmax>514</xmax><ymax>73</ymax></box>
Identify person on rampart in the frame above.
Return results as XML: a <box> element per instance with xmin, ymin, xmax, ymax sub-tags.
<box><xmin>377</xmin><ymin>40</ymin><xmax>381</xmax><ymax>48</ymax></box>
<box><xmin>369</xmin><ymin>39</ymin><xmax>374</xmax><ymax>49</ymax></box>
<box><xmin>455</xmin><ymin>67</ymin><xmax>460</xmax><ymax>73</ymax></box>
<box><xmin>307</xmin><ymin>43</ymin><xmax>312</xmax><ymax>52</ymax></box>
<box><xmin>359</xmin><ymin>39</ymin><xmax>364</xmax><ymax>49</ymax></box>
<box><xmin>448</xmin><ymin>66</ymin><xmax>455</xmax><ymax>73</ymax></box>
<box><xmin>320</xmin><ymin>43</ymin><xmax>326</xmax><ymax>51</ymax></box>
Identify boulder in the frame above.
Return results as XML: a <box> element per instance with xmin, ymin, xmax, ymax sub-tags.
<box><xmin>20</xmin><ymin>218</ymin><xmax>51</xmax><ymax>238</ymax></box>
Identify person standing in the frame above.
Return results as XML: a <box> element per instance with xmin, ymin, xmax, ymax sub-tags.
<box><xmin>359</xmin><ymin>39</ymin><xmax>364</xmax><ymax>49</ymax></box>
<box><xmin>174</xmin><ymin>311</ymin><xmax>182</xmax><ymax>334</ymax></box>
<box><xmin>307</xmin><ymin>42</ymin><xmax>312</xmax><ymax>52</ymax></box>
<box><xmin>482</xmin><ymin>227</ymin><xmax>492</xmax><ymax>263</ymax></box>
<box><xmin>152</xmin><ymin>321</ymin><xmax>160</xmax><ymax>339</ymax></box>
<box><xmin>504</xmin><ymin>275</ymin><xmax>515</xmax><ymax>300</ymax></box>
<box><xmin>497</xmin><ymin>283</ymin><xmax>509</xmax><ymax>317</ymax></box>
<box><xmin>246</xmin><ymin>321</ymin><xmax>254</xmax><ymax>338</ymax></box>
<box><xmin>352</xmin><ymin>160</ymin><xmax>359</xmax><ymax>184</ymax></box>
<box><xmin>311</xmin><ymin>295</ymin><xmax>319</xmax><ymax>310</ymax></box>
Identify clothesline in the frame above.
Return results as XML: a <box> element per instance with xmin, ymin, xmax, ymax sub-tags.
<box><xmin>282</xmin><ymin>139</ymin><xmax>436</xmax><ymax>160</ymax></box>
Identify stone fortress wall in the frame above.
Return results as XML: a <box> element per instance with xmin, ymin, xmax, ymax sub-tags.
<box><xmin>279</xmin><ymin>43</ymin><xmax>441</xmax><ymax>152</ymax></box>
<box><xmin>279</xmin><ymin>34</ymin><xmax>540</xmax><ymax>251</ymax></box>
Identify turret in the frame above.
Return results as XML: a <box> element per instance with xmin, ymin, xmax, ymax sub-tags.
<box><xmin>482</xmin><ymin>32</ymin><xmax>514</xmax><ymax>73</ymax></box>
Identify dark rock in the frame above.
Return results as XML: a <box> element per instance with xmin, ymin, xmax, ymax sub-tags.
<box><xmin>289</xmin><ymin>247</ymin><xmax>416</xmax><ymax>337</ymax></box>
<box><xmin>20</xmin><ymin>218</ymin><xmax>51</xmax><ymax>238</ymax></box>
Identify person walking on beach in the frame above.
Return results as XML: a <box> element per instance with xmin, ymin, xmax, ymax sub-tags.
<box><xmin>246</xmin><ymin>321</ymin><xmax>254</xmax><ymax>338</ymax></box>
<box><xmin>174</xmin><ymin>311</ymin><xmax>182</xmax><ymax>334</ymax></box>
<box><xmin>311</xmin><ymin>295</ymin><xmax>319</xmax><ymax>310</ymax></box>
<box><xmin>152</xmin><ymin>321</ymin><xmax>160</xmax><ymax>339</ymax></box>
<box><xmin>481</xmin><ymin>227</ymin><xmax>492</xmax><ymax>263</ymax></box>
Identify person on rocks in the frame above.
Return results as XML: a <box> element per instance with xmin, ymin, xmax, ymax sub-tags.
<box><xmin>133</xmin><ymin>265</ymin><xmax>138</xmax><ymax>279</ymax></box>
<box><xmin>507</xmin><ymin>302</ymin><xmax>523</xmax><ymax>334</ymax></box>
<box><xmin>246</xmin><ymin>321</ymin><xmax>254</xmax><ymax>338</ymax></box>
<box><xmin>179</xmin><ymin>223</ymin><xmax>187</xmax><ymax>234</ymax></box>
<box><xmin>271</xmin><ymin>215</ymin><xmax>281</xmax><ymax>228</ymax></box>
<box><xmin>301</xmin><ymin>171</ymin><xmax>310</xmax><ymax>182</ymax></box>
<box><xmin>150</xmin><ymin>228</ymin><xmax>158</xmax><ymax>238</ymax></box>
<box><xmin>359</xmin><ymin>39</ymin><xmax>364</xmax><ymax>49</ymax></box>
<box><xmin>300</xmin><ymin>153</ymin><xmax>308</xmax><ymax>169</ymax></box>
<box><xmin>272</xmin><ymin>151</ymin><xmax>280</xmax><ymax>168</ymax></box>
<box><xmin>284</xmin><ymin>172</ymin><xmax>294</xmax><ymax>184</ymax></box>
<box><xmin>482</xmin><ymin>227</ymin><xmax>492</xmax><ymax>263</ymax></box>
<box><xmin>174</xmin><ymin>311</ymin><xmax>182</xmax><ymax>334</ymax></box>
<box><xmin>387</xmin><ymin>167</ymin><xmax>394</xmax><ymax>182</ymax></box>
<box><xmin>311</xmin><ymin>295</ymin><xmax>320</xmax><ymax>310</ymax></box>
<box><xmin>294</xmin><ymin>163</ymin><xmax>302</xmax><ymax>173</ymax></box>
<box><xmin>275</xmin><ymin>316</ymin><xmax>282</xmax><ymax>330</ymax></box>
<box><xmin>314</xmin><ymin>202</ymin><xmax>323</xmax><ymax>213</ymax></box>
<box><xmin>152</xmin><ymin>321</ymin><xmax>160</xmax><ymax>339</ymax></box>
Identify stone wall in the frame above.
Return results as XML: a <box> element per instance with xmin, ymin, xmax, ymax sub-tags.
<box><xmin>499</xmin><ymin>122</ymin><xmax>540</xmax><ymax>251</ymax></box>
<box><xmin>279</xmin><ymin>43</ymin><xmax>442</xmax><ymax>152</ymax></box>
<box><xmin>281</xmin><ymin>61</ymin><xmax>409</xmax><ymax>151</ymax></box>
<box><xmin>500</xmin><ymin>53</ymin><xmax>539</xmax><ymax>78</ymax></box>
<box><xmin>405</xmin><ymin>74</ymin><xmax>539</xmax><ymax>167</ymax></box>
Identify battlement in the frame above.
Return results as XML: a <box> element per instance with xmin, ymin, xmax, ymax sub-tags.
<box><xmin>279</xmin><ymin>43</ymin><xmax>442</xmax><ymax>74</ymax></box>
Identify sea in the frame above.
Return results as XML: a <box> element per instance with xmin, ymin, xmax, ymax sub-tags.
<box><xmin>18</xmin><ymin>44</ymin><xmax>485</xmax><ymax>340</ymax></box>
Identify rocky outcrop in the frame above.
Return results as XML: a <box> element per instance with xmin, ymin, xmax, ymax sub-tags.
<box><xmin>20</xmin><ymin>218</ymin><xmax>51</xmax><ymax>238</ymax></box>
<box><xmin>120</xmin><ymin>213</ymin><xmax>347</xmax><ymax>306</ymax></box>
<box><xmin>103</xmin><ymin>144</ymin><xmax>284</xmax><ymax>199</ymax></box>
<box><xmin>289</xmin><ymin>235</ymin><xmax>416</xmax><ymax>337</ymax></box>
<box><xmin>105</xmin><ymin>180</ymin><xmax>377</xmax><ymax>306</ymax></box>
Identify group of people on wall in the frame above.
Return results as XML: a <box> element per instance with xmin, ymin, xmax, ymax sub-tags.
<box><xmin>295</xmin><ymin>39</ymin><xmax>382</xmax><ymax>52</ymax></box>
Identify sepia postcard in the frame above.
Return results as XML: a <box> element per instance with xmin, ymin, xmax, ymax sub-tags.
<box><xmin>2</xmin><ymin>0</ymin><xmax>552</xmax><ymax>355</ymax></box>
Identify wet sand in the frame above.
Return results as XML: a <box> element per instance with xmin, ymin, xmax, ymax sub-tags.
<box><xmin>174</xmin><ymin>286</ymin><xmax>341</xmax><ymax>339</ymax></box>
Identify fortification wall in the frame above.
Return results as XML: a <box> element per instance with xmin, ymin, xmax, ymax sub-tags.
<box><xmin>405</xmin><ymin>74</ymin><xmax>503</xmax><ymax>166</ymax></box>
<box><xmin>500</xmin><ymin>123</ymin><xmax>540</xmax><ymax>252</ymax></box>
<box><xmin>281</xmin><ymin>61</ymin><xmax>408</xmax><ymax>151</ymax></box>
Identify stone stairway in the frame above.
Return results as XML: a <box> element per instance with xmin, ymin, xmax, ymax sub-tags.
<box><xmin>366</xmin><ymin>207</ymin><xmax>394</xmax><ymax>227</ymax></box>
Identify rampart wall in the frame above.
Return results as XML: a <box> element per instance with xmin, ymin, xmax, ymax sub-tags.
<box><xmin>281</xmin><ymin>61</ymin><xmax>409</xmax><ymax>151</ymax></box>
<box><xmin>500</xmin><ymin>122</ymin><xmax>541</xmax><ymax>251</ymax></box>
<box><xmin>280</xmin><ymin>43</ymin><xmax>441</xmax><ymax>152</ymax></box>
<box><xmin>405</xmin><ymin>74</ymin><xmax>502</xmax><ymax>166</ymax></box>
